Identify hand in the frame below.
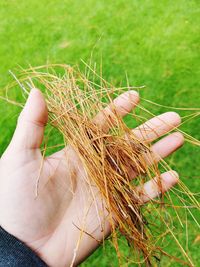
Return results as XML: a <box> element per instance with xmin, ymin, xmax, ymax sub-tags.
<box><xmin>0</xmin><ymin>89</ymin><xmax>184</xmax><ymax>267</ymax></box>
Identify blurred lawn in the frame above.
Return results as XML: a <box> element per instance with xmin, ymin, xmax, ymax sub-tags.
<box><xmin>0</xmin><ymin>0</ymin><xmax>199</xmax><ymax>266</ymax></box>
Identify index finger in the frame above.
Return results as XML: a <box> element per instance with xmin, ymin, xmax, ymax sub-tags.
<box><xmin>93</xmin><ymin>91</ymin><xmax>139</xmax><ymax>132</ymax></box>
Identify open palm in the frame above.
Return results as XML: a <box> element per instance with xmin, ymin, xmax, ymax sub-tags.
<box><xmin>0</xmin><ymin>89</ymin><xmax>184</xmax><ymax>267</ymax></box>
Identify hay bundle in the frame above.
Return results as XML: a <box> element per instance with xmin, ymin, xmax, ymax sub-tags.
<box><xmin>4</xmin><ymin>64</ymin><xmax>200</xmax><ymax>266</ymax></box>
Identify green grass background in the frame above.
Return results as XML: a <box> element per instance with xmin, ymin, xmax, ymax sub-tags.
<box><xmin>0</xmin><ymin>0</ymin><xmax>199</xmax><ymax>266</ymax></box>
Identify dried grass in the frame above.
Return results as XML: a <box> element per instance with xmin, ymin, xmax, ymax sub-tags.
<box><xmin>2</xmin><ymin>63</ymin><xmax>200</xmax><ymax>266</ymax></box>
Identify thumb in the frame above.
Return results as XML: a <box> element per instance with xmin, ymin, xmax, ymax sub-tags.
<box><xmin>9</xmin><ymin>88</ymin><xmax>48</xmax><ymax>151</ymax></box>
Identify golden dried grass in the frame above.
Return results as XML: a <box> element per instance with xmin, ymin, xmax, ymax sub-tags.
<box><xmin>2</xmin><ymin>63</ymin><xmax>200</xmax><ymax>266</ymax></box>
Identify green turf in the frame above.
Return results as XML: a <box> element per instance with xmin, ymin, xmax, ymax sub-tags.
<box><xmin>0</xmin><ymin>0</ymin><xmax>199</xmax><ymax>266</ymax></box>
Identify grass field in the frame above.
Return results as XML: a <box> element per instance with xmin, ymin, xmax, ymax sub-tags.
<box><xmin>0</xmin><ymin>0</ymin><xmax>199</xmax><ymax>266</ymax></box>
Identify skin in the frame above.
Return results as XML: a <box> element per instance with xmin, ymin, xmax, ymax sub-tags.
<box><xmin>0</xmin><ymin>89</ymin><xmax>184</xmax><ymax>267</ymax></box>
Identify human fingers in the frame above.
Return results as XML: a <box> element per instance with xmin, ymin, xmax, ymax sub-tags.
<box><xmin>93</xmin><ymin>91</ymin><xmax>139</xmax><ymax>132</ymax></box>
<box><xmin>5</xmin><ymin>89</ymin><xmax>48</xmax><ymax>152</ymax></box>
<box><xmin>138</xmin><ymin>170</ymin><xmax>179</xmax><ymax>203</ymax></box>
<box><xmin>133</xmin><ymin>112</ymin><xmax>181</xmax><ymax>143</ymax></box>
<box><xmin>151</xmin><ymin>132</ymin><xmax>184</xmax><ymax>162</ymax></box>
